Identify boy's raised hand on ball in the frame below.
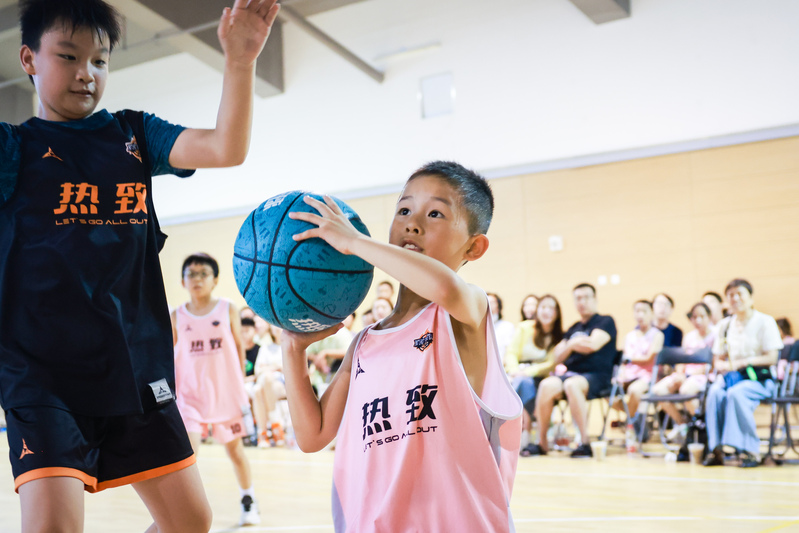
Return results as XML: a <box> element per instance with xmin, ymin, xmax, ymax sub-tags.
<box><xmin>290</xmin><ymin>195</ymin><xmax>365</xmax><ymax>256</ymax></box>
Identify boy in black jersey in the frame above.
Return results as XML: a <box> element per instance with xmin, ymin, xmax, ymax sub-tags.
<box><xmin>0</xmin><ymin>0</ymin><xmax>280</xmax><ymax>531</ymax></box>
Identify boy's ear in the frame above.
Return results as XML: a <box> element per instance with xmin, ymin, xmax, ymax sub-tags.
<box><xmin>20</xmin><ymin>45</ymin><xmax>36</xmax><ymax>76</ymax></box>
<box><xmin>464</xmin><ymin>234</ymin><xmax>489</xmax><ymax>262</ymax></box>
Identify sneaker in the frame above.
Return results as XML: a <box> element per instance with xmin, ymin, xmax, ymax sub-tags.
<box><xmin>570</xmin><ymin>443</ymin><xmax>593</xmax><ymax>458</ymax></box>
<box><xmin>520</xmin><ymin>444</ymin><xmax>547</xmax><ymax>457</ymax></box>
<box><xmin>239</xmin><ymin>495</ymin><xmax>261</xmax><ymax>526</ymax></box>
<box><xmin>666</xmin><ymin>423</ymin><xmax>687</xmax><ymax>442</ymax></box>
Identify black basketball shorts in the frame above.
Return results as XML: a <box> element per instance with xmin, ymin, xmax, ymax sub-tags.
<box><xmin>5</xmin><ymin>400</ymin><xmax>194</xmax><ymax>493</ymax></box>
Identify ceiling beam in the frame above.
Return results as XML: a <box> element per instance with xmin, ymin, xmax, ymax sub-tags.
<box><xmin>278</xmin><ymin>5</ymin><xmax>383</xmax><ymax>83</ymax></box>
<box><xmin>567</xmin><ymin>0</ymin><xmax>630</xmax><ymax>24</ymax></box>
<box><xmin>134</xmin><ymin>0</ymin><xmax>283</xmax><ymax>97</ymax></box>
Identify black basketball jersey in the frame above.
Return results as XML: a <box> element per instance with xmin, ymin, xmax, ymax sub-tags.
<box><xmin>0</xmin><ymin>111</ymin><xmax>177</xmax><ymax>416</ymax></box>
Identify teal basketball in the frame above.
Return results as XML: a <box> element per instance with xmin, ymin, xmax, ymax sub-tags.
<box><xmin>233</xmin><ymin>191</ymin><xmax>374</xmax><ymax>332</ymax></box>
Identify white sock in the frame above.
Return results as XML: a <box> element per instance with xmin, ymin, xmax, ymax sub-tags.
<box><xmin>240</xmin><ymin>487</ymin><xmax>254</xmax><ymax>499</ymax></box>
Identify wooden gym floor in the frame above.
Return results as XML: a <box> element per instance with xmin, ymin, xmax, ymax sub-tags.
<box><xmin>1</xmin><ymin>419</ymin><xmax>797</xmax><ymax>532</ymax></box>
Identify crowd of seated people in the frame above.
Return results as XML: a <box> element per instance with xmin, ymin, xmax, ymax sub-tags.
<box><xmin>208</xmin><ymin>275</ymin><xmax>791</xmax><ymax>469</ymax></box>
<box><xmin>497</xmin><ymin>278</ymin><xmax>790</xmax><ymax>467</ymax></box>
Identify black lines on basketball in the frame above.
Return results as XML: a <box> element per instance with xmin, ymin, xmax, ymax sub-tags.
<box><xmin>242</xmin><ymin>211</ymin><xmax>259</xmax><ymax>298</ymax></box>
<box><xmin>267</xmin><ymin>193</ymin><xmax>305</xmax><ymax>330</ymax></box>
<box><xmin>232</xmin><ymin>253</ymin><xmax>372</xmax><ymax>275</ymax></box>
<box><xmin>284</xmin><ymin>242</ymin><xmax>346</xmax><ymax>322</ymax></box>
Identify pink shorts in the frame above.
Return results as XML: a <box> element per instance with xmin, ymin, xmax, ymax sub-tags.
<box><xmin>182</xmin><ymin>415</ymin><xmax>246</xmax><ymax>445</ymax></box>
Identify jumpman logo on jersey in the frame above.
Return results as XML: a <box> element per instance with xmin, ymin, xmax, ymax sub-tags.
<box><xmin>19</xmin><ymin>439</ymin><xmax>34</xmax><ymax>460</ymax></box>
<box><xmin>355</xmin><ymin>359</ymin><xmax>365</xmax><ymax>380</ymax></box>
<box><xmin>42</xmin><ymin>147</ymin><xmax>63</xmax><ymax>162</ymax></box>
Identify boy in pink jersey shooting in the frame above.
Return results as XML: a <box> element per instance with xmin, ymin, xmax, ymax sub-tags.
<box><xmin>281</xmin><ymin>161</ymin><xmax>523</xmax><ymax>532</ymax></box>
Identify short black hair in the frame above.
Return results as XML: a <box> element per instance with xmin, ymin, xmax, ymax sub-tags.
<box><xmin>634</xmin><ymin>299</ymin><xmax>653</xmax><ymax>310</ymax></box>
<box><xmin>725</xmin><ymin>278</ymin><xmax>753</xmax><ymax>297</ymax></box>
<box><xmin>20</xmin><ymin>0</ymin><xmax>122</xmax><ymax>52</ymax></box>
<box><xmin>686</xmin><ymin>302</ymin><xmax>711</xmax><ymax>320</ymax></box>
<box><xmin>241</xmin><ymin>317</ymin><xmax>256</xmax><ymax>328</ymax></box>
<box><xmin>703</xmin><ymin>291</ymin><xmax>723</xmax><ymax>303</ymax></box>
<box><xmin>654</xmin><ymin>293</ymin><xmax>674</xmax><ymax>307</ymax></box>
<box><xmin>573</xmin><ymin>283</ymin><xmax>596</xmax><ymax>296</ymax></box>
<box><xmin>182</xmin><ymin>252</ymin><xmax>219</xmax><ymax>279</ymax></box>
<box><xmin>408</xmin><ymin>161</ymin><xmax>493</xmax><ymax>235</ymax></box>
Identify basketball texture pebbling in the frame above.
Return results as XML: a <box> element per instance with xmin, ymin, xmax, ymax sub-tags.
<box><xmin>233</xmin><ymin>191</ymin><xmax>374</xmax><ymax>333</ymax></box>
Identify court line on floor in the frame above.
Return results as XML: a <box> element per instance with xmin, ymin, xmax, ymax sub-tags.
<box><xmin>516</xmin><ymin>469</ymin><xmax>799</xmax><ymax>487</ymax></box>
<box><xmin>513</xmin><ymin>516</ymin><xmax>799</xmax><ymax>523</ymax></box>
<box><xmin>210</xmin><ymin>516</ymin><xmax>799</xmax><ymax>532</ymax></box>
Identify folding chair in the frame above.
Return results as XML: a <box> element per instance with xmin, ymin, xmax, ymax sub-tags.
<box><xmin>764</xmin><ymin>343</ymin><xmax>799</xmax><ymax>465</ymax></box>
<box><xmin>635</xmin><ymin>346</ymin><xmax>714</xmax><ymax>456</ymax></box>
<box><xmin>597</xmin><ymin>349</ymin><xmax>630</xmax><ymax>443</ymax></box>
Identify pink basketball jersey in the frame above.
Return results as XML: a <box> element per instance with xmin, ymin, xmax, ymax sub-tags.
<box><xmin>332</xmin><ymin>302</ymin><xmax>523</xmax><ymax>532</ymax></box>
<box><xmin>174</xmin><ymin>299</ymin><xmax>248</xmax><ymax>423</ymax></box>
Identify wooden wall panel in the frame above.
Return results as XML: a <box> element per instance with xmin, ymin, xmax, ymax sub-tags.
<box><xmin>160</xmin><ymin>136</ymin><xmax>799</xmax><ymax>341</ymax></box>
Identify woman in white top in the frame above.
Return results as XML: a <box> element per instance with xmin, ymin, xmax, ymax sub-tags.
<box><xmin>704</xmin><ymin>279</ymin><xmax>783</xmax><ymax>468</ymax></box>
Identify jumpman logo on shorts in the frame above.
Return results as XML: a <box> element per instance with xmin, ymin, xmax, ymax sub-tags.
<box><xmin>19</xmin><ymin>439</ymin><xmax>34</xmax><ymax>460</ymax></box>
<box><xmin>42</xmin><ymin>147</ymin><xmax>63</xmax><ymax>162</ymax></box>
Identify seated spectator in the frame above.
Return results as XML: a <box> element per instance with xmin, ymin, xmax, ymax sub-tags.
<box><xmin>619</xmin><ymin>300</ymin><xmax>664</xmax><ymax>429</ymax></box>
<box><xmin>308</xmin><ymin>312</ymin><xmax>356</xmax><ymax>379</ymax></box>
<box><xmin>650</xmin><ymin>302</ymin><xmax>716</xmax><ymax>436</ymax></box>
<box><xmin>527</xmin><ymin>283</ymin><xmax>617</xmax><ymax>458</ymax></box>
<box><xmin>520</xmin><ymin>294</ymin><xmax>539</xmax><ymax>321</ymax></box>
<box><xmin>360</xmin><ymin>309</ymin><xmax>375</xmax><ymax>328</ymax></box>
<box><xmin>377</xmin><ymin>280</ymin><xmax>395</xmax><ymax>303</ymax></box>
<box><xmin>241</xmin><ymin>317</ymin><xmax>261</xmax><ymax>381</ymax></box>
<box><xmin>241</xmin><ymin>306</ymin><xmax>270</xmax><ymax>344</ymax></box>
<box><xmin>251</xmin><ymin>324</ymin><xmax>288</xmax><ymax>446</ymax></box>
<box><xmin>505</xmin><ymin>295</ymin><xmax>563</xmax><ymax>455</ymax></box>
<box><xmin>653</xmin><ymin>293</ymin><xmax>683</xmax><ymax>347</ymax></box>
<box><xmin>488</xmin><ymin>292</ymin><xmax>515</xmax><ymax>359</ymax></box>
<box><xmin>776</xmin><ymin>318</ymin><xmax>794</xmax><ymax>346</ymax></box>
<box><xmin>703</xmin><ymin>291</ymin><xmax>726</xmax><ymax>326</ymax></box>
<box><xmin>370</xmin><ymin>297</ymin><xmax>393</xmax><ymax>324</ymax></box>
<box><xmin>776</xmin><ymin>318</ymin><xmax>794</xmax><ymax>380</ymax></box>
<box><xmin>704</xmin><ymin>279</ymin><xmax>783</xmax><ymax>468</ymax></box>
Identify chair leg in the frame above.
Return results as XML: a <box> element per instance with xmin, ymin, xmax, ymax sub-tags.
<box><xmin>600</xmin><ymin>383</ymin><xmax>620</xmax><ymax>441</ymax></box>
<box><xmin>785</xmin><ymin>404</ymin><xmax>798</xmax><ymax>456</ymax></box>
<box><xmin>764</xmin><ymin>404</ymin><xmax>779</xmax><ymax>463</ymax></box>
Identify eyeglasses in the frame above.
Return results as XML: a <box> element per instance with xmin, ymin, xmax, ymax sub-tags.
<box><xmin>185</xmin><ymin>271</ymin><xmax>213</xmax><ymax>280</ymax></box>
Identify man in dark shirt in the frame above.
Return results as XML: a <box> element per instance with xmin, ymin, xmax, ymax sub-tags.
<box><xmin>653</xmin><ymin>293</ymin><xmax>683</xmax><ymax>347</ymax></box>
<box><xmin>524</xmin><ymin>283</ymin><xmax>617</xmax><ymax>458</ymax></box>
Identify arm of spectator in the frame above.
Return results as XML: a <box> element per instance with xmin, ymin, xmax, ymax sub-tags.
<box><xmin>504</xmin><ymin>326</ymin><xmax>524</xmax><ymax>375</ymax></box>
<box><xmin>553</xmin><ymin>339</ymin><xmax>572</xmax><ymax>365</ymax></box>
<box><xmin>731</xmin><ymin>349</ymin><xmax>779</xmax><ymax>371</ymax></box>
<box><xmin>569</xmin><ymin>329</ymin><xmax>612</xmax><ymax>354</ymax></box>
<box><xmin>525</xmin><ymin>348</ymin><xmax>557</xmax><ymax>378</ymax></box>
<box><xmin>629</xmin><ymin>330</ymin><xmax>664</xmax><ymax>364</ymax></box>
